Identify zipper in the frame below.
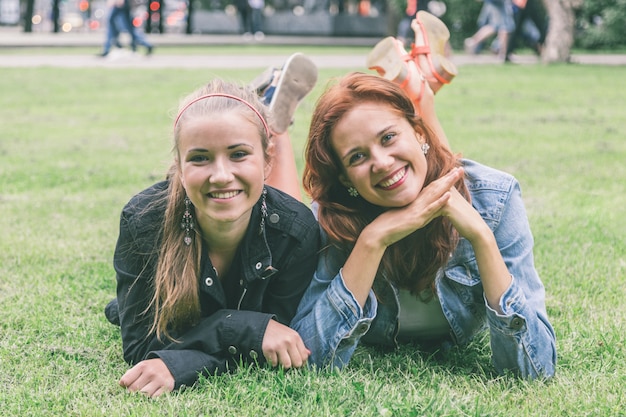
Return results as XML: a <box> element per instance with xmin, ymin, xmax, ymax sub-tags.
<box><xmin>237</xmin><ymin>287</ymin><xmax>248</xmax><ymax>310</ymax></box>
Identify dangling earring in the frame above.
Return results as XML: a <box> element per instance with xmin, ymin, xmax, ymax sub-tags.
<box><xmin>181</xmin><ymin>196</ymin><xmax>194</xmax><ymax>246</ymax></box>
<box><xmin>347</xmin><ymin>186</ymin><xmax>359</xmax><ymax>197</ymax></box>
<box><xmin>421</xmin><ymin>142</ymin><xmax>430</xmax><ymax>155</ymax></box>
<box><xmin>259</xmin><ymin>187</ymin><xmax>268</xmax><ymax>234</ymax></box>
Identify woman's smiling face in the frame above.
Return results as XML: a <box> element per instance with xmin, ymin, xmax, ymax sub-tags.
<box><xmin>331</xmin><ymin>101</ymin><xmax>428</xmax><ymax>208</ymax></box>
<box><xmin>177</xmin><ymin>110</ymin><xmax>269</xmax><ymax>233</ymax></box>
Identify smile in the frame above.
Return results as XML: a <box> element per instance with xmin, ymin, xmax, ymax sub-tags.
<box><xmin>377</xmin><ymin>167</ymin><xmax>407</xmax><ymax>190</ymax></box>
<box><xmin>208</xmin><ymin>190</ymin><xmax>241</xmax><ymax>199</ymax></box>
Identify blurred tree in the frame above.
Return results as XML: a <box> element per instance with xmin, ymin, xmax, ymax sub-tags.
<box><xmin>541</xmin><ymin>0</ymin><xmax>583</xmax><ymax>63</ymax></box>
<box><xmin>575</xmin><ymin>0</ymin><xmax>626</xmax><ymax>49</ymax></box>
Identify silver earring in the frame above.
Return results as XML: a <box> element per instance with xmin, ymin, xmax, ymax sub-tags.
<box><xmin>181</xmin><ymin>196</ymin><xmax>194</xmax><ymax>246</ymax></box>
<box><xmin>421</xmin><ymin>142</ymin><xmax>430</xmax><ymax>155</ymax></box>
<box><xmin>347</xmin><ymin>186</ymin><xmax>359</xmax><ymax>197</ymax></box>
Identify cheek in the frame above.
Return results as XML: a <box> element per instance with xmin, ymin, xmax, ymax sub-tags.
<box><xmin>181</xmin><ymin>167</ymin><xmax>204</xmax><ymax>190</ymax></box>
<box><xmin>346</xmin><ymin>167</ymin><xmax>368</xmax><ymax>188</ymax></box>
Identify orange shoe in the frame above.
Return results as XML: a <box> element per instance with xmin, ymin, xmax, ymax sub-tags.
<box><xmin>367</xmin><ymin>36</ymin><xmax>428</xmax><ymax>104</ymax></box>
<box><xmin>410</xmin><ymin>11</ymin><xmax>458</xmax><ymax>93</ymax></box>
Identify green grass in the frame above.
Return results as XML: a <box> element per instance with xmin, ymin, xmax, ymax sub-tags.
<box><xmin>1</xmin><ymin>57</ymin><xmax>625</xmax><ymax>416</ymax></box>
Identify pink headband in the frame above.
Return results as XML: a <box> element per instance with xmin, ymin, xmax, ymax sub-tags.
<box><xmin>173</xmin><ymin>93</ymin><xmax>270</xmax><ymax>138</ymax></box>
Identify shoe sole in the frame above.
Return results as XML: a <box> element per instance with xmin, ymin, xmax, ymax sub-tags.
<box><xmin>269</xmin><ymin>53</ymin><xmax>318</xmax><ymax>133</ymax></box>
<box><xmin>366</xmin><ymin>36</ymin><xmax>409</xmax><ymax>83</ymax></box>
<box><xmin>415</xmin><ymin>11</ymin><xmax>458</xmax><ymax>84</ymax></box>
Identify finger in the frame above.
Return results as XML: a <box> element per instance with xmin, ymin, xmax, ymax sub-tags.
<box><xmin>140</xmin><ymin>381</ymin><xmax>167</xmax><ymax>398</ymax></box>
<box><xmin>293</xmin><ymin>339</ymin><xmax>310</xmax><ymax>368</ymax></box>
<box><xmin>276</xmin><ymin>349</ymin><xmax>293</xmax><ymax>369</ymax></box>
<box><xmin>119</xmin><ymin>367</ymin><xmax>141</xmax><ymax>388</ymax></box>
<box><xmin>151</xmin><ymin>385</ymin><xmax>169</xmax><ymax>399</ymax></box>
<box><xmin>265</xmin><ymin>352</ymin><xmax>278</xmax><ymax>368</ymax></box>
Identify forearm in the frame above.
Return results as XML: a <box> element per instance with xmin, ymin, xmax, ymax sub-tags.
<box><xmin>470</xmin><ymin>228</ymin><xmax>512</xmax><ymax>313</ymax></box>
<box><xmin>341</xmin><ymin>227</ymin><xmax>387</xmax><ymax>307</ymax></box>
<box><xmin>291</xmin><ymin>270</ymin><xmax>377</xmax><ymax>369</ymax></box>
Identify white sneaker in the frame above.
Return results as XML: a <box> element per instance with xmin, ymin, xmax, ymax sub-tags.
<box><xmin>268</xmin><ymin>53</ymin><xmax>318</xmax><ymax>133</ymax></box>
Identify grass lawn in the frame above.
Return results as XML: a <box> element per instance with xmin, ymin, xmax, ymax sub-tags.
<box><xmin>1</xmin><ymin>56</ymin><xmax>625</xmax><ymax>416</ymax></box>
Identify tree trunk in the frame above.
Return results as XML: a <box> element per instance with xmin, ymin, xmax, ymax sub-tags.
<box><xmin>541</xmin><ymin>0</ymin><xmax>582</xmax><ymax>63</ymax></box>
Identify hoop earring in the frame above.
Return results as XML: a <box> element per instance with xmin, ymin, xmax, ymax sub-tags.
<box><xmin>347</xmin><ymin>186</ymin><xmax>359</xmax><ymax>197</ymax></box>
<box><xmin>421</xmin><ymin>142</ymin><xmax>430</xmax><ymax>155</ymax></box>
<box><xmin>181</xmin><ymin>196</ymin><xmax>194</xmax><ymax>246</ymax></box>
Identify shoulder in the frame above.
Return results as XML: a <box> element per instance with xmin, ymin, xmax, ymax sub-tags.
<box><xmin>264</xmin><ymin>186</ymin><xmax>319</xmax><ymax>239</ymax></box>
<box><xmin>120</xmin><ymin>180</ymin><xmax>168</xmax><ymax>233</ymax></box>
<box><xmin>461</xmin><ymin>159</ymin><xmax>520</xmax><ymax>223</ymax></box>
<box><xmin>462</xmin><ymin>159</ymin><xmax>517</xmax><ymax>192</ymax></box>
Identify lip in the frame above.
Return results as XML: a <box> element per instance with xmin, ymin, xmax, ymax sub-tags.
<box><xmin>376</xmin><ymin>166</ymin><xmax>408</xmax><ymax>190</ymax></box>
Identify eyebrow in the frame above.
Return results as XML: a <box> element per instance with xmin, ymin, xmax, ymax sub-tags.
<box><xmin>187</xmin><ymin>143</ymin><xmax>255</xmax><ymax>153</ymax></box>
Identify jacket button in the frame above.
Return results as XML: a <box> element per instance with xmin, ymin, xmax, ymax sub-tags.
<box><xmin>205</xmin><ymin>277</ymin><xmax>213</xmax><ymax>286</ymax></box>
<box><xmin>269</xmin><ymin>213</ymin><xmax>280</xmax><ymax>223</ymax></box>
<box><xmin>511</xmin><ymin>317</ymin><xmax>524</xmax><ymax>330</ymax></box>
<box><xmin>249</xmin><ymin>350</ymin><xmax>258</xmax><ymax>360</ymax></box>
<box><xmin>255</xmin><ymin>262</ymin><xmax>262</xmax><ymax>270</ymax></box>
<box><xmin>228</xmin><ymin>345</ymin><xmax>238</xmax><ymax>355</ymax></box>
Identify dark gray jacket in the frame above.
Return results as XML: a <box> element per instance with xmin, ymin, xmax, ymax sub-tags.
<box><xmin>112</xmin><ymin>181</ymin><xmax>320</xmax><ymax>389</ymax></box>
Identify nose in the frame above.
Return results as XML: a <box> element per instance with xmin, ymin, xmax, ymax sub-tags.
<box><xmin>370</xmin><ymin>147</ymin><xmax>393</xmax><ymax>173</ymax></box>
<box><xmin>208</xmin><ymin>157</ymin><xmax>234</xmax><ymax>184</ymax></box>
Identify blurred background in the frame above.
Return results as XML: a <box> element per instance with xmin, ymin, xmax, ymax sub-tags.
<box><xmin>1</xmin><ymin>0</ymin><xmax>624</xmax><ymax>52</ymax></box>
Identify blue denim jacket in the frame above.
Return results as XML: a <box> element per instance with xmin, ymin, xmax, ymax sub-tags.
<box><xmin>291</xmin><ymin>159</ymin><xmax>557</xmax><ymax>379</ymax></box>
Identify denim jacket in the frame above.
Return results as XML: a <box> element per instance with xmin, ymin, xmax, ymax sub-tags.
<box><xmin>291</xmin><ymin>159</ymin><xmax>557</xmax><ymax>379</ymax></box>
<box><xmin>113</xmin><ymin>181</ymin><xmax>320</xmax><ymax>389</ymax></box>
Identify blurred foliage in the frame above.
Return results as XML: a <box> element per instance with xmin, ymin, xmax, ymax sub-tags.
<box><xmin>574</xmin><ymin>0</ymin><xmax>626</xmax><ymax>48</ymax></box>
<box><xmin>190</xmin><ymin>0</ymin><xmax>624</xmax><ymax>49</ymax></box>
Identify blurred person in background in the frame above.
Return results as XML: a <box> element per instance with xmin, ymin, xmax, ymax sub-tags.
<box><xmin>464</xmin><ymin>0</ymin><xmax>515</xmax><ymax>62</ymax></box>
<box><xmin>99</xmin><ymin>0</ymin><xmax>153</xmax><ymax>57</ymax></box>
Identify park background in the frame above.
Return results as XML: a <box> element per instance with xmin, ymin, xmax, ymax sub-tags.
<box><xmin>1</xmin><ymin>0</ymin><xmax>626</xmax><ymax>415</ymax></box>
<box><xmin>2</xmin><ymin>0</ymin><xmax>626</xmax><ymax>57</ymax></box>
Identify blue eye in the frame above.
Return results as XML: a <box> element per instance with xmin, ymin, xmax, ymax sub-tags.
<box><xmin>348</xmin><ymin>152</ymin><xmax>365</xmax><ymax>165</ymax></box>
<box><xmin>189</xmin><ymin>155</ymin><xmax>208</xmax><ymax>163</ymax></box>
<box><xmin>231</xmin><ymin>150</ymin><xmax>249</xmax><ymax>159</ymax></box>
<box><xmin>382</xmin><ymin>132</ymin><xmax>396</xmax><ymax>144</ymax></box>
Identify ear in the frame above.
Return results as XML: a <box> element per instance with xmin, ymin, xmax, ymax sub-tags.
<box><xmin>264</xmin><ymin>140</ymin><xmax>275</xmax><ymax>179</ymax></box>
<box><xmin>338</xmin><ymin>173</ymin><xmax>352</xmax><ymax>189</ymax></box>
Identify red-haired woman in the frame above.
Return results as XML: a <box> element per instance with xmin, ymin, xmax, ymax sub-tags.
<box><xmin>290</xmin><ymin>69</ymin><xmax>556</xmax><ymax>379</ymax></box>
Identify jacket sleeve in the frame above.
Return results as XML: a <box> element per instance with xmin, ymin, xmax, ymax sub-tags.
<box><xmin>290</xmin><ymin>232</ymin><xmax>377</xmax><ymax>369</ymax></box>
<box><xmin>444</xmin><ymin>177</ymin><xmax>557</xmax><ymax>379</ymax></box>
<box><xmin>486</xmin><ymin>179</ymin><xmax>557</xmax><ymax>378</ymax></box>
<box><xmin>114</xmin><ymin>208</ymin><xmax>274</xmax><ymax>389</ymax></box>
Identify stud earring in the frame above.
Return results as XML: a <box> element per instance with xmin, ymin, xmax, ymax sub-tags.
<box><xmin>181</xmin><ymin>196</ymin><xmax>194</xmax><ymax>246</ymax></box>
<box><xmin>421</xmin><ymin>142</ymin><xmax>430</xmax><ymax>155</ymax></box>
<box><xmin>347</xmin><ymin>186</ymin><xmax>359</xmax><ymax>197</ymax></box>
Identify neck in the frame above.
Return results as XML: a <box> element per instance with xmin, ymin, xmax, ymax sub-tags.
<box><xmin>199</xmin><ymin>217</ymin><xmax>251</xmax><ymax>278</ymax></box>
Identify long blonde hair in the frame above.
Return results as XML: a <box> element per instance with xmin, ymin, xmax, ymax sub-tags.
<box><xmin>148</xmin><ymin>79</ymin><xmax>271</xmax><ymax>341</ymax></box>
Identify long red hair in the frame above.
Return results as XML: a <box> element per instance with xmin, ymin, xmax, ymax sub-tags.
<box><xmin>304</xmin><ymin>72</ymin><xmax>469</xmax><ymax>294</ymax></box>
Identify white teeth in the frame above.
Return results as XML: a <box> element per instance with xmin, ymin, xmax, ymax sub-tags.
<box><xmin>378</xmin><ymin>168</ymin><xmax>405</xmax><ymax>188</ymax></box>
<box><xmin>209</xmin><ymin>191</ymin><xmax>239</xmax><ymax>199</ymax></box>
